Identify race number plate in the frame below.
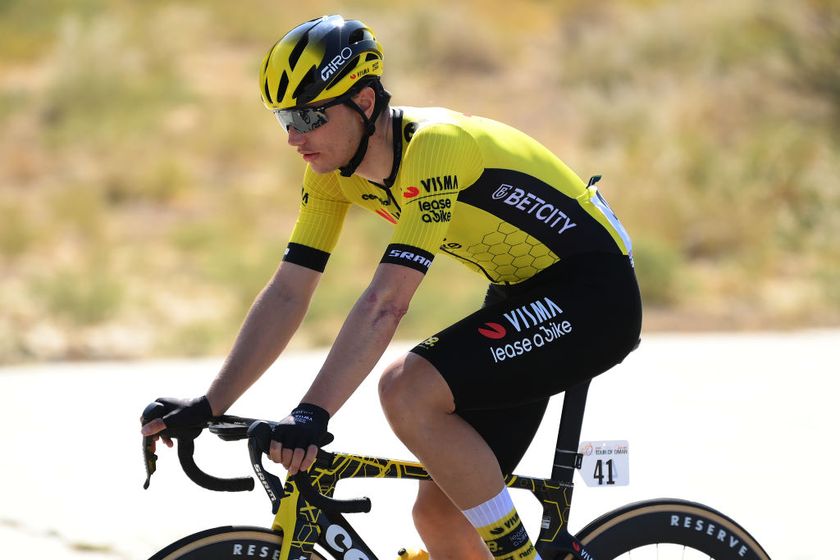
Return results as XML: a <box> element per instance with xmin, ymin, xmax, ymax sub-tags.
<box><xmin>578</xmin><ymin>440</ymin><xmax>629</xmax><ymax>487</ymax></box>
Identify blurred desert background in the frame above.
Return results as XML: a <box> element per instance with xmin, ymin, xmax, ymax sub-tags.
<box><xmin>2</xmin><ymin>0</ymin><xmax>839</xmax><ymax>364</ymax></box>
<box><xmin>2</xmin><ymin>2</ymin><xmax>840</xmax><ymax>559</ymax></box>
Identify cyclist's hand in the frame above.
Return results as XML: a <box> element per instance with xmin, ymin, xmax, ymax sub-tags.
<box><xmin>268</xmin><ymin>403</ymin><xmax>331</xmax><ymax>475</ymax></box>
<box><xmin>140</xmin><ymin>396</ymin><xmax>213</xmax><ymax>453</ymax></box>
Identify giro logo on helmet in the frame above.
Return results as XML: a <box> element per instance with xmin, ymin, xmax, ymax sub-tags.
<box><xmin>321</xmin><ymin>47</ymin><xmax>354</xmax><ymax>82</ymax></box>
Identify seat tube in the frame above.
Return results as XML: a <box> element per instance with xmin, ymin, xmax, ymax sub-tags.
<box><xmin>552</xmin><ymin>380</ymin><xmax>590</xmax><ymax>484</ymax></box>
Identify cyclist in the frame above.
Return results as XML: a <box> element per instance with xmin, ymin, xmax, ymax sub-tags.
<box><xmin>142</xmin><ymin>15</ymin><xmax>642</xmax><ymax>560</ymax></box>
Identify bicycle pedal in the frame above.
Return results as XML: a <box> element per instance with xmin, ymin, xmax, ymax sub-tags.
<box><xmin>396</xmin><ymin>547</ymin><xmax>429</xmax><ymax>560</ymax></box>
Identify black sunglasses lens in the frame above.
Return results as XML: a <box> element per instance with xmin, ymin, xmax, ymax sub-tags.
<box><xmin>273</xmin><ymin>108</ymin><xmax>328</xmax><ymax>133</ymax></box>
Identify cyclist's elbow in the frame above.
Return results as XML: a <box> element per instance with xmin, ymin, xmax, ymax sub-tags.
<box><xmin>360</xmin><ymin>288</ymin><xmax>410</xmax><ymax>323</ymax></box>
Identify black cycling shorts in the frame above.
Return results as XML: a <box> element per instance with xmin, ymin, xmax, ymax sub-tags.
<box><xmin>410</xmin><ymin>253</ymin><xmax>642</xmax><ymax>475</ymax></box>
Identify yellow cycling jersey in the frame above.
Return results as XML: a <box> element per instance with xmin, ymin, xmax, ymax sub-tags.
<box><xmin>283</xmin><ymin>107</ymin><xmax>632</xmax><ymax>284</ymax></box>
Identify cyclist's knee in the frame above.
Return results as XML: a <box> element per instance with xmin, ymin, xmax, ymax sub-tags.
<box><xmin>378</xmin><ymin>355</ymin><xmax>410</xmax><ymax>411</ymax></box>
<box><xmin>378</xmin><ymin>354</ymin><xmax>452</xmax><ymax>418</ymax></box>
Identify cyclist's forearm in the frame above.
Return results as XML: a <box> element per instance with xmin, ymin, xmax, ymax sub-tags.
<box><xmin>302</xmin><ymin>263</ymin><xmax>425</xmax><ymax>415</ymax></box>
<box><xmin>206</xmin><ymin>273</ymin><xmax>314</xmax><ymax>415</ymax></box>
<box><xmin>302</xmin><ymin>288</ymin><xmax>405</xmax><ymax>415</ymax></box>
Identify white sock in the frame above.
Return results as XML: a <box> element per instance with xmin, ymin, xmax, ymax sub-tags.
<box><xmin>462</xmin><ymin>487</ymin><xmax>541</xmax><ymax>560</ymax></box>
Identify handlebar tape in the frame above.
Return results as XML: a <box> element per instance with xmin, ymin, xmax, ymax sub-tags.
<box><xmin>177</xmin><ymin>438</ymin><xmax>255</xmax><ymax>492</ymax></box>
<box><xmin>142</xmin><ymin>400</ymin><xmax>254</xmax><ymax>492</ymax></box>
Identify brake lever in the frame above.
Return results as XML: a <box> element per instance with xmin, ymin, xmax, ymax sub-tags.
<box><xmin>247</xmin><ymin>421</ymin><xmax>286</xmax><ymax>514</ymax></box>
<box><xmin>143</xmin><ymin>435</ymin><xmax>157</xmax><ymax>489</ymax></box>
<box><xmin>141</xmin><ymin>401</ymin><xmax>166</xmax><ymax>489</ymax></box>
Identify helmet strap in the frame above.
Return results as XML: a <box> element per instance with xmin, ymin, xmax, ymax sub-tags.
<box><xmin>338</xmin><ymin>80</ymin><xmax>391</xmax><ymax>177</ymax></box>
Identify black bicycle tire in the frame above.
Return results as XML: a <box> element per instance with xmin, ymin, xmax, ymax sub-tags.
<box><xmin>566</xmin><ymin>498</ymin><xmax>771</xmax><ymax>560</ymax></box>
<box><xmin>147</xmin><ymin>525</ymin><xmax>327</xmax><ymax>560</ymax></box>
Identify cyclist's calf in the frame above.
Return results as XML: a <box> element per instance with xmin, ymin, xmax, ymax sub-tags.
<box><xmin>411</xmin><ymin>481</ymin><xmax>494</xmax><ymax>559</ymax></box>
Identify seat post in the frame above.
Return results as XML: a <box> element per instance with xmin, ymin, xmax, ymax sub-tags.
<box><xmin>552</xmin><ymin>380</ymin><xmax>591</xmax><ymax>483</ymax></box>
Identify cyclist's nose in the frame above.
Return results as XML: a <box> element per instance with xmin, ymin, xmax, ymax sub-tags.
<box><xmin>287</xmin><ymin>127</ymin><xmax>305</xmax><ymax>146</ymax></box>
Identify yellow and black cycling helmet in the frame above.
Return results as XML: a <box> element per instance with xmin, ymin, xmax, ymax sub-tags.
<box><xmin>260</xmin><ymin>15</ymin><xmax>391</xmax><ymax>177</ymax></box>
<box><xmin>260</xmin><ymin>15</ymin><xmax>384</xmax><ymax>110</ymax></box>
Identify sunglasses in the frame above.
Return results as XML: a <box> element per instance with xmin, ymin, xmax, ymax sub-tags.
<box><xmin>273</xmin><ymin>96</ymin><xmax>346</xmax><ymax>133</ymax></box>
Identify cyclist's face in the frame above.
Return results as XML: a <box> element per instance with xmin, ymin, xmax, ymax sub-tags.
<box><xmin>286</xmin><ymin>102</ymin><xmax>363</xmax><ymax>174</ymax></box>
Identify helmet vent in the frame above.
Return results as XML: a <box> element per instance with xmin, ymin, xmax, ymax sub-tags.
<box><xmin>348</xmin><ymin>28</ymin><xmax>369</xmax><ymax>45</ymax></box>
<box><xmin>288</xmin><ymin>33</ymin><xmax>310</xmax><ymax>70</ymax></box>
<box><xmin>364</xmin><ymin>53</ymin><xmax>380</xmax><ymax>62</ymax></box>
<box><xmin>276</xmin><ymin>71</ymin><xmax>289</xmax><ymax>103</ymax></box>
<box><xmin>263</xmin><ymin>79</ymin><xmax>273</xmax><ymax>103</ymax></box>
<box><xmin>293</xmin><ymin>66</ymin><xmax>318</xmax><ymax>102</ymax></box>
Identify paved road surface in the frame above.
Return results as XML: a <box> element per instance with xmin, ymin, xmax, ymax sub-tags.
<box><xmin>1</xmin><ymin>330</ymin><xmax>837</xmax><ymax>559</ymax></box>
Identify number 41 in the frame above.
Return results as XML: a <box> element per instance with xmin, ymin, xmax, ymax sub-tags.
<box><xmin>593</xmin><ymin>459</ymin><xmax>616</xmax><ymax>485</ymax></box>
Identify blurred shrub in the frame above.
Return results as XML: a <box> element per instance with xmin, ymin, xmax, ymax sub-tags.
<box><xmin>159</xmin><ymin>321</ymin><xmax>230</xmax><ymax>357</ymax></box>
<box><xmin>39</xmin><ymin>13</ymin><xmax>190</xmax><ymax>147</ymax></box>
<box><xmin>0</xmin><ymin>201</ymin><xmax>38</xmax><ymax>258</ymax></box>
<box><xmin>48</xmin><ymin>183</ymin><xmax>107</xmax><ymax>241</ymax></box>
<box><xmin>632</xmin><ymin>238</ymin><xmax>682</xmax><ymax>306</ymax></box>
<box><xmin>31</xmin><ymin>266</ymin><xmax>124</xmax><ymax>326</ymax></box>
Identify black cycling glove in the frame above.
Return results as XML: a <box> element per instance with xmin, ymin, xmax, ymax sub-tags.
<box><xmin>271</xmin><ymin>403</ymin><xmax>333</xmax><ymax>450</ymax></box>
<box><xmin>142</xmin><ymin>396</ymin><xmax>214</xmax><ymax>439</ymax></box>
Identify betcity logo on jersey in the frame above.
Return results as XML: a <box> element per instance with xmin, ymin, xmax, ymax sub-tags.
<box><xmin>492</xmin><ymin>184</ymin><xmax>577</xmax><ymax>235</ymax></box>
<box><xmin>478</xmin><ymin>296</ymin><xmax>574</xmax><ymax>363</ymax></box>
<box><xmin>320</xmin><ymin>47</ymin><xmax>353</xmax><ymax>82</ymax></box>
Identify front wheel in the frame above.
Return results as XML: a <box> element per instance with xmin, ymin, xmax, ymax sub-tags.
<box><xmin>569</xmin><ymin>499</ymin><xmax>771</xmax><ymax>560</ymax></box>
<box><xmin>148</xmin><ymin>526</ymin><xmax>327</xmax><ymax>560</ymax></box>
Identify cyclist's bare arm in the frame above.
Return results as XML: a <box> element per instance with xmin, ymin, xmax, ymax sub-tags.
<box><xmin>205</xmin><ymin>261</ymin><xmax>322</xmax><ymax>414</ymax></box>
<box><xmin>302</xmin><ymin>263</ymin><xmax>424</xmax><ymax>416</ymax></box>
<box><xmin>271</xmin><ymin>263</ymin><xmax>422</xmax><ymax>474</ymax></box>
<box><xmin>141</xmin><ymin>261</ymin><xmax>321</xmax><ymax>442</ymax></box>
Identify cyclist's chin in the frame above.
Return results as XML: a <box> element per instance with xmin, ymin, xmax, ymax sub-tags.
<box><xmin>305</xmin><ymin>155</ymin><xmax>337</xmax><ymax>174</ymax></box>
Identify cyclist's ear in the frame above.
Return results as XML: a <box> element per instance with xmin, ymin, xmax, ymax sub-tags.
<box><xmin>353</xmin><ymin>86</ymin><xmax>376</xmax><ymax>118</ymax></box>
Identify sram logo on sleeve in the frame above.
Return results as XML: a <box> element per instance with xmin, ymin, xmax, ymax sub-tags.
<box><xmin>387</xmin><ymin>249</ymin><xmax>431</xmax><ymax>269</ymax></box>
<box><xmin>381</xmin><ymin>244</ymin><xmax>435</xmax><ymax>274</ymax></box>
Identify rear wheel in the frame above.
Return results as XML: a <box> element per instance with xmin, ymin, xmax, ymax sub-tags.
<box><xmin>148</xmin><ymin>526</ymin><xmax>327</xmax><ymax>560</ymax></box>
<box><xmin>569</xmin><ymin>499</ymin><xmax>771</xmax><ymax>559</ymax></box>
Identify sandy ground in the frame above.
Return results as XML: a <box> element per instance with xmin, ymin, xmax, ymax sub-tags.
<box><xmin>1</xmin><ymin>330</ymin><xmax>838</xmax><ymax>559</ymax></box>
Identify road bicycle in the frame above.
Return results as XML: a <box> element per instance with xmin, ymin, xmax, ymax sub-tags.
<box><xmin>142</xmin><ymin>380</ymin><xmax>772</xmax><ymax>559</ymax></box>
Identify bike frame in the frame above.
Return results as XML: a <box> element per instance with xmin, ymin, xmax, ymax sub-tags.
<box><xmin>249</xmin><ymin>381</ymin><xmax>594</xmax><ymax>560</ymax></box>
